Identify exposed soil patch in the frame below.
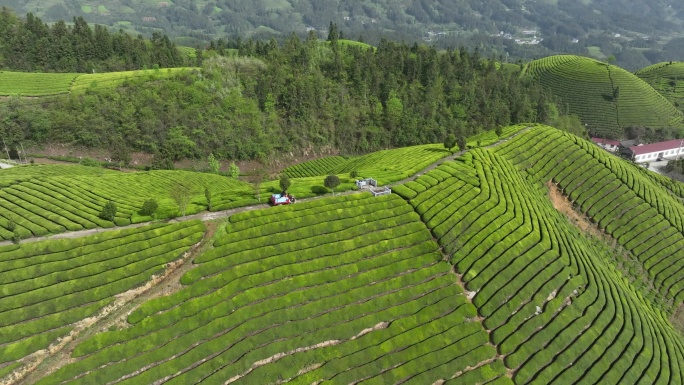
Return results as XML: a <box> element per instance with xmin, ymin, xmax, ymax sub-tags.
<box><xmin>547</xmin><ymin>180</ymin><xmax>603</xmax><ymax>239</ymax></box>
<box><xmin>671</xmin><ymin>303</ymin><xmax>684</xmax><ymax>336</ymax></box>
<box><xmin>546</xmin><ymin>180</ymin><xmax>673</xmax><ymax>313</ymax></box>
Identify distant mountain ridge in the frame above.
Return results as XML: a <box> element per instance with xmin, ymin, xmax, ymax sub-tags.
<box><xmin>2</xmin><ymin>0</ymin><xmax>684</xmax><ymax>62</ymax></box>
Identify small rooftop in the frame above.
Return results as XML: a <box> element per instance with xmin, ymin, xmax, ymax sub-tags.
<box><xmin>591</xmin><ymin>137</ymin><xmax>620</xmax><ymax>147</ymax></box>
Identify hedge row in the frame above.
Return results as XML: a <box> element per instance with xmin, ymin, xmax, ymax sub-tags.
<box><xmin>497</xmin><ymin>126</ymin><xmax>684</xmax><ymax>307</ymax></box>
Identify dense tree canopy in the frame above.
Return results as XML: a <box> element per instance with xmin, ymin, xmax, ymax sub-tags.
<box><xmin>0</xmin><ymin>8</ymin><xmax>185</xmax><ymax>72</ymax></box>
<box><xmin>1</xmin><ymin>27</ymin><xmax>560</xmax><ymax>164</ymax></box>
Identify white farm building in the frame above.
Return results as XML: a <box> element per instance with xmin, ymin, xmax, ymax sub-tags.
<box><xmin>622</xmin><ymin>139</ymin><xmax>684</xmax><ymax>163</ymax></box>
<box><xmin>591</xmin><ymin>137</ymin><xmax>620</xmax><ymax>152</ymax></box>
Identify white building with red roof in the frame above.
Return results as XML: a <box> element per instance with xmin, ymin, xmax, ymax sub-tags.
<box><xmin>591</xmin><ymin>137</ymin><xmax>621</xmax><ymax>152</ymax></box>
<box><xmin>623</xmin><ymin>139</ymin><xmax>684</xmax><ymax>163</ymax></box>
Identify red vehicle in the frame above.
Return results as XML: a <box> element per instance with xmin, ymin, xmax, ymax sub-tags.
<box><xmin>270</xmin><ymin>193</ymin><xmax>296</xmax><ymax>205</ymax></box>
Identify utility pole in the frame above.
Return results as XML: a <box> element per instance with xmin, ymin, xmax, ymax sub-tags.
<box><xmin>19</xmin><ymin>142</ymin><xmax>27</xmax><ymax>163</ymax></box>
<box><xmin>1</xmin><ymin>138</ymin><xmax>10</xmax><ymax>160</ymax></box>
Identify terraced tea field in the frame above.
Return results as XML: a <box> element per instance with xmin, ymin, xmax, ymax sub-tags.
<box><xmin>31</xmin><ymin>194</ymin><xmax>509</xmax><ymax>385</ymax></box>
<box><xmin>282</xmin><ymin>156</ymin><xmax>348</xmax><ymax>178</ymax></box>
<box><xmin>282</xmin><ymin>144</ymin><xmax>448</xmax><ymax>181</ymax></box>
<box><xmin>6</xmin><ymin>124</ymin><xmax>684</xmax><ymax>384</ymax></box>
<box><xmin>0</xmin><ymin>72</ymin><xmax>79</xmax><ymax>96</ymax></box>
<box><xmin>0</xmin><ymin>68</ymin><xmax>193</xmax><ymax>97</ymax></box>
<box><xmin>496</xmin><ymin>126</ymin><xmax>684</xmax><ymax>307</ymax></box>
<box><xmin>523</xmin><ymin>55</ymin><xmax>684</xmax><ymax>138</ymax></box>
<box><xmin>636</xmin><ymin>61</ymin><xmax>684</xmax><ymax>112</ymax></box>
<box><xmin>0</xmin><ymin>221</ymin><xmax>204</xmax><ymax>379</ymax></box>
<box><xmin>395</xmin><ymin>141</ymin><xmax>684</xmax><ymax>384</ymax></box>
<box><xmin>0</xmin><ymin>165</ymin><xmax>249</xmax><ymax>240</ymax></box>
<box><xmin>283</xmin><ymin>124</ymin><xmax>530</xmax><ymax>180</ymax></box>
<box><xmin>69</xmin><ymin>68</ymin><xmax>194</xmax><ymax>94</ymax></box>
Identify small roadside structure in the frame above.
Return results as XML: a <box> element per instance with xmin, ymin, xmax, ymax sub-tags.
<box><xmin>370</xmin><ymin>186</ymin><xmax>391</xmax><ymax>197</ymax></box>
<box><xmin>355</xmin><ymin>178</ymin><xmax>377</xmax><ymax>189</ymax></box>
<box><xmin>591</xmin><ymin>137</ymin><xmax>620</xmax><ymax>152</ymax></box>
<box><xmin>356</xmin><ymin>177</ymin><xmax>391</xmax><ymax>197</ymax></box>
<box><xmin>270</xmin><ymin>193</ymin><xmax>295</xmax><ymax>205</ymax></box>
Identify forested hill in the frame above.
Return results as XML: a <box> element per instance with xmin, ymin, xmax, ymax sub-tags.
<box><xmin>0</xmin><ymin>34</ymin><xmax>563</xmax><ymax>165</ymax></box>
<box><xmin>3</xmin><ymin>0</ymin><xmax>684</xmax><ymax>64</ymax></box>
<box><xmin>0</xmin><ymin>8</ymin><xmax>189</xmax><ymax>72</ymax></box>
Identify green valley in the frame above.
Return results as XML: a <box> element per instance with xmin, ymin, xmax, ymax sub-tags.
<box><xmin>3</xmin><ymin>8</ymin><xmax>684</xmax><ymax>385</ymax></box>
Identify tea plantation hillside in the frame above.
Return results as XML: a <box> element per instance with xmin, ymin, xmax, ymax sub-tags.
<box><xmin>283</xmin><ymin>144</ymin><xmax>449</xmax><ymax>182</ymax></box>
<box><xmin>32</xmin><ymin>193</ymin><xmax>511</xmax><ymax>385</ymax></box>
<box><xmin>394</xmin><ymin>137</ymin><xmax>684</xmax><ymax>384</ymax></box>
<box><xmin>0</xmin><ymin>68</ymin><xmax>193</xmax><ymax>97</ymax></box>
<box><xmin>16</xmin><ymin>124</ymin><xmax>684</xmax><ymax>385</ymax></box>
<box><xmin>523</xmin><ymin>55</ymin><xmax>684</xmax><ymax>139</ymax></box>
<box><xmin>0</xmin><ymin>165</ymin><xmax>249</xmax><ymax>240</ymax></box>
<box><xmin>636</xmin><ymin>62</ymin><xmax>684</xmax><ymax>112</ymax></box>
<box><xmin>283</xmin><ymin>124</ymin><xmax>530</xmax><ymax>180</ymax></box>
<box><xmin>0</xmin><ymin>220</ymin><xmax>204</xmax><ymax>381</ymax></box>
<box><xmin>495</xmin><ymin>126</ymin><xmax>684</xmax><ymax>309</ymax></box>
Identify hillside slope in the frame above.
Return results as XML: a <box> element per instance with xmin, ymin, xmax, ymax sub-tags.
<box><xmin>396</xmin><ymin>127</ymin><xmax>684</xmax><ymax>383</ymax></box>
<box><xmin>5</xmin><ymin>0</ymin><xmax>684</xmax><ymax>53</ymax></box>
<box><xmin>523</xmin><ymin>55</ymin><xmax>684</xmax><ymax>139</ymax></box>
<box><xmin>496</xmin><ymin>126</ymin><xmax>684</xmax><ymax>308</ymax></box>
<box><xmin>30</xmin><ymin>194</ymin><xmax>510</xmax><ymax>385</ymax></box>
<box><xmin>0</xmin><ymin>221</ymin><xmax>205</xmax><ymax>382</ymax></box>
<box><xmin>12</xmin><ymin>125</ymin><xmax>684</xmax><ymax>384</ymax></box>
<box><xmin>636</xmin><ymin>62</ymin><xmax>684</xmax><ymax>112</ymax></box>
<box><xmin>0</xmin><ymin>68</ymin><xmax>193</xmax><ymax>97</ymax></box>
<box><xmin>0</xmin><ymin>165</ymin><xmax>249</xmax><ymax>241</ymax></box>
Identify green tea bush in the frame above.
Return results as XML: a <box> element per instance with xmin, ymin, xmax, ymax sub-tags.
<box><xmin>395</xmin><ymin>129</ymin><xmax>684</xmax><ymax>385</ymax></box>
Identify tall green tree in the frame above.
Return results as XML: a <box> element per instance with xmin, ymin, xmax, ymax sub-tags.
<box><xmin>324</xmin><ymin>175</ymin><xmax>341</xmax><ymax>195</ymax></box>
<box><xmin>279</xmin><ymin>174</ymin><xmax>291</xmax><ymax>193</ymax></box>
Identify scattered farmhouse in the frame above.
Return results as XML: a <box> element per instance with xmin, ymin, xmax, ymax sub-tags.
<box><xmin>621</xmin><ymin>139</ymin><xmax>684</xmax><ymax>163</ymax></box>
<box><xmin>591</xmin><ymin>137</ymin><xmax>620</xmax><ymax>152</ymax></box>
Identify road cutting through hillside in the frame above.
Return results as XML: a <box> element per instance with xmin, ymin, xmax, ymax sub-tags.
<box><xmin>0</xmin><ymin>126</ymin><xmax>533</xmax><ymax>247</ymax></box>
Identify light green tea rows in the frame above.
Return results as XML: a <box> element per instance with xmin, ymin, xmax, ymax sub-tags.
<box><xmin>70</xmin><ymin>68</ymin><xmax>194</xmax><ymax>94</ymax></box>
<box><xmin>0</xmin><ymin>72</ymin><xmax>78</xmax><ymax>96</ymax></box>
<box><xmin>36</xmin><ymin>194</ymin><xmax>509</xmax><ymax>385</ymax></box>
<box><xmin>496</xmin><ymin>126</ymin><xmax>684</xmax><ymax>307</ymax></box>
<box><xmin>283</xmin><ymin>156</ymin><xmax>348</xmax><ymax>178</ymax></box>
<box><xmin>0</xmin><ymin>68</ymin><xmax>193</xmax><ymax>97</ymax></box>
<box><xmin>395</xmin><ymin>144</ymin><xmax>684</xmax><ymax>384</ymax></box>
<box><xmin>0</xmin><ymin>166</ymin><xmax>246</xmax><ymax>240</ymax></box>
<box><xmin>0</xmin><ymin>221</ymin><xmax>204</xmax><ymax>370</ymax></box>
